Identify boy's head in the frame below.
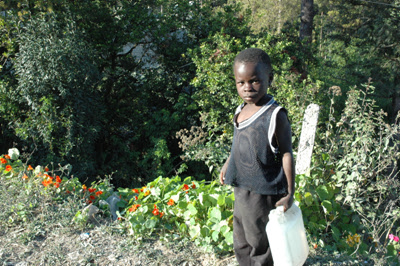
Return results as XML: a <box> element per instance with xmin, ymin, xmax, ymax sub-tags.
<box><xmin>234</xmin><ymin>48</ymin><xmax>272</xmax><ymax>74</ymax></box>
<box><xmin>233</xmin><ymin>48</ymin><xmax>273</xmax><ymax>105</ymax></box>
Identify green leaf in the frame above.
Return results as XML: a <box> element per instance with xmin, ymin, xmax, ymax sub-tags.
<box><xmin>224</xmin><ymin>231</ymin><xmax>234</xmax><ymax>244</ymax></box>
<box><xmin>145</xmin><ymin>218</ymin><xmax>157</xmax><ymax>229</ymax></box>
<box><xmin>209</xmin><ymin>207</ymin><xmax>222</xmax><ymax>221</ymax></box>
<box><xmin>304</xmin><ymin>192</ymin><xmax>314</xmax><ymax>206</ymax></box>
<box><xmin>321</xmin><ymin>200</ymin><xmax>333</xmax><ymax>213</ymax></box>
<box><xmin>316</xmin><ymin>186</ymin><xmax>329</xmax><ymax>201</ymax></box>
<box><xmin>331</xmin><ymin>225</ymin><xmax>341</xmax><ymax>242</ymax></box>
<box><xmin>211</xmin><ymin>230</ymin><xmax>219</xmax><ymax>242</ymax></box>
<box><xmin>189</xmin><ymin>225</ymin><xmax>200</xmax><ymax>239</ymax></box>
<box><xmin>200</xmin><ymin>226</ymin><xmax>210</xmax><ymax>237</ymax></box>
<box><xmin>187</xmin><ymin>203</ymin><xmax>198</xmax><ymax>216</ymax></box>
<box><xmin>217</xmin><ymin>193</ymin><xmax>226</xmax><ymax>206</ymax></box>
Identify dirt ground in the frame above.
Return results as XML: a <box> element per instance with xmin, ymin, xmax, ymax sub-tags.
<box><xmin>0</xmin><ymin>221</ymin><xmax>239</xmax><ymax>266</ymax></box>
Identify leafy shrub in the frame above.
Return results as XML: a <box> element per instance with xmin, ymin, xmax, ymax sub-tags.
<box><xmin>296</xmin><ymin>82</ymin><xmax>400</xmax><ymax>259</ymax></box>
<box><xmin>13</xmin><ymin>13</ymin><xmax>102</xmax><ymax>175</ymax></box>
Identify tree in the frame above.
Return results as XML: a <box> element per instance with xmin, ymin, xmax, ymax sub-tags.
<box><xmin>299</xmin><ymin>0</ymin><xmax>314</xmax><ymax>43</ymax></box>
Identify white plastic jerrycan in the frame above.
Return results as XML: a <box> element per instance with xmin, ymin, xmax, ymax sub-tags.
<box><xmin>266</xmin><ymin>202</ymin><xmax>309</xmax><ymax>266</ymax></box>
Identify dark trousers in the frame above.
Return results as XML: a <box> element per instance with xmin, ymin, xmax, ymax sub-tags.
<box><xmin>233</xmin><ymin>187</ymin><xmax>281</xmax><ymax>266</ymax></box>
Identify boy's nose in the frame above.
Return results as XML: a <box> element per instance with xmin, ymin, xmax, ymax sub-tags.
<box><xmin>244</xmin><ymin>82</ymin><xmax>253</xmax><ymax>91</ymax></box>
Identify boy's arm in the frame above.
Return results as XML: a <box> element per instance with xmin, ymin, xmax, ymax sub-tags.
<box><xmin>275</xmin><ymin>109</ymin><xmax>295</xmax><ymax>212</ymax></box>
<box><xmin>219</xmin><ymin>155</ymin><xmax>230</xmax><ymax>185</ymax></box>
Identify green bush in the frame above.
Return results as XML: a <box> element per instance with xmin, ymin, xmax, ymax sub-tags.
<box><xmin>297</xmin><ymin>82</ymin><xmax>400</xmax><ymax>259</ymax></box>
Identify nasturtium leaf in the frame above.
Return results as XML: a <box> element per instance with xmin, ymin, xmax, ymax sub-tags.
<box><xmin>189</xmin><ymin>225</ymin><xmax>200</xmax><ymax>238</ymax></box>
<box><xmin>220</xmin><ymin>225</ymin><xmax>230</xmax><ymax>235</ymax></box>
<box><xmin>187</xmin><ymin>203</ymin><xmax>198</xmax><ymax>216</ymax></box>
<box><xmin>217</xmin><ymin>193</ymin><xmax>226</xmax><ymax>206</ymax></box>
<box><xmin>145</xmin><ymin>218</ymin><xmax>157</xmax><ymax>229</ymax></box>
<box><xmin>209</xmin><ymin>207</ymin><xmax>222</xmax><ymax>221</ymax></box>
<box><xmin>211</xmin><ymin>230</ymin><xmax>219</xmax><ymax>242</ymax></box>
<box><xmin>201</xmin><ymin>226</ymin><xmax>210</xmax><ymax>237</ymax></box>
<box><xmin>224</xmin><ymin>231</ymin><xmax>234</xmax><ymax>244</ymax></box>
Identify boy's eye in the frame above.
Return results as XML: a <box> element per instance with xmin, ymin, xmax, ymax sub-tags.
<box><xmin>252</xmin><ymin>80</ymin><xmax>260</xmax><ymax>84</ymax></box>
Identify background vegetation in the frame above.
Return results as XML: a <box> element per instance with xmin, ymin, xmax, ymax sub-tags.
<box><xmin>1</xmin><ymin>0</ymin><xmax>400</xmax><ymax>263</ymax></box>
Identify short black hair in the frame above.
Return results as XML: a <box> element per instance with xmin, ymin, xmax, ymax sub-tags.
<box><xmin>234</xmin><ymin>48</ymin><xmax>272</xmax><ymax>72</ymax></box>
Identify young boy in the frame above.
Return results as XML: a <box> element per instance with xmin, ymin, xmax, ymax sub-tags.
<box><xmin>220</xmin><ymin>48</ymin><xmax>295</xmax><ymax>266</ymax></box>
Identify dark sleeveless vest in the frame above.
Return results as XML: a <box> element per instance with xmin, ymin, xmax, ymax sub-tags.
<box><xmin>224</xmin><ymin>96</ymin><xmax>288</xmax><ymax>195</ymax></box>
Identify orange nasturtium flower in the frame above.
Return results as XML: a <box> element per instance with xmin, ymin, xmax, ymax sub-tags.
<box><xmin>56</xmin><ymin>176</ymin><xmax>62</xmax><ymax>183</ymax></box>
<box><xmin>167</xmin><ymin>199</ymin><xmax>175</xmax><ymax>206</ymax></box>
<box><xmin>129</xmin><ymin>204</ymin><xmax>141</xmax><ymax>212</ymax></box>
<box><xmin>45</xmin><ymin>167</ymin><xmax>49</xmax><ymax>172</ymax></box>
<box><xmin>144</xmin><ymin>190</ymin><xmax>151</xmax><ymax>196</ymax></box>
<box><xmin>4</xmin><ymin>154</ymin><xmax>10</xmax><ymax>159</ymax></box>
<box><xmin>191</xmin><ymin>182</ymin><xmax>196</xmax><ymax>189</ymax></box>
<box><xmin>95</xmin><ymin>191</ymin><xmax>103</xmax><ymax>196</ymax></box>
<box><xmin>54</xmin><ymin>182</ymin><xmax>60</xmax><ymax>188</ymax></box>
<box><xmin>159</xmin><ymin>212</ymin><xmax>164</xmax><ymax>218</ymax></box>
<box><xmin>27</xmin><ymin>165</ymin><xmax>34</xmax><ymax>170</ymax></box>
<box><xmin>132</xmin><ymin>188</ymin><xmax>139</xmax><ymax>193</ymax></box>
<box><xmin>182</xmin><ymin>184</ymin><xmax>189</xmax><ymax>191</ymax></box>
<box><xmin>0</xmin><ymin>158</ymin><xmax>7</xmax><ymax>164</ymax></box>
<box><xmin>88</xmin><ymin>187</ymin><xmax>96</xmax><ymax>193</ymax></box>
<box><xmin>89</xmin><ymin>195</ymin><xmax>95</xmax><ymax>200</ymax></box>
<box><xmin>42</xmin><ymin>179</ymin><xmax>52</xmax><ymax>187</ymax></box>
<box><xmin>5</xmin><ymin>165</ymin><xmax>12</xmax><ymax>172</ymax></box>
<box><xmin>82</xmin><ymin>184</ymin><xmax>87</xmax><ymax>190</ymax></box>
<box><xmin>22</xmin><ymin>174</ymin><xmax>28</xmax><ymax>180</ymax></box>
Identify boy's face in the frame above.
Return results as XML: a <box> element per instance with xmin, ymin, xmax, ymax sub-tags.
<box><xmin>234</xmin><ymin>62</ymin><xmax>272</xmax><ymax>105</ymax></box>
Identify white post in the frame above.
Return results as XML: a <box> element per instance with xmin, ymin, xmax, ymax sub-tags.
<box><xmin>295</xmin><ymin>104</ymin><xmax>320</xmax><ymax>175</ymax></box>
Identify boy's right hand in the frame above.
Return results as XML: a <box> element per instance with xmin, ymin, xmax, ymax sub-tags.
<box><xmin>219</xmin><ymin>156</ymin><xmax>230</xmax><ymax>185</ymax></box>
<box><xmin>219</xmin><ymin>167</ymin><xmax>226</xmax><ymax>185</ymax></box>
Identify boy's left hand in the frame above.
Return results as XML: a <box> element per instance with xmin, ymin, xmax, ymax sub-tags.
<box><xmin>276</xmin><ymin>194</ymin><xmax>294</xmax><ymax>212</ymax></box>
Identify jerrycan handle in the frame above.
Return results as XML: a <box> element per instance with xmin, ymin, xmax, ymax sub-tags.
<box><xmin>274</xmin><ymin>205</ymin><xmax>286</xmax><ymax>223</ymax></box>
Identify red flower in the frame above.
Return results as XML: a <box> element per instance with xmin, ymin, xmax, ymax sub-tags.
<box><xmin>134</xmin><ymin>196</ymin><xmax>138</xmax><ymax>201</ymax></box>
<box><xmin>132</xmin><ymin>189</ymin><xmax>139</xmax><ymax>193</ymax></box>
<box><xmin>152</xmin><ymin>208</ymin><xmax>160</xmax><ymax>216</ymax></box>
<box><xmin>22</xmin><ymin>174</ymin><xmax>28</xmax><ymax>180</ymax></box>
<box><xmin>89</xmin><ymin>195</ymin><xmax>95</xmax><ymax>200</ymax></box>
<box><xmin>182</xmin><ymin>184</ymin><xmax>189</xmax><ymax>191</ymax></box>
<box><xmin>87</xmin><ymin>200</ymin><xmax>93</xmax><ymax>204</ymax></box>
<box><xmin>27</xmin><ymin>165</ymin><xmax>34</xmax><ymax>171</ymax></box>
<box><xmin>56</xmin><ymin>176</ymin><xmax>62</xmax><ymax>183</ymax></box>
<box><xmin>159</xmin><ymin>212</ymin><xmax>164</xmax><ymax>218</ymax></box>
<box><xmin>66</xmin><ymin>190</ymin><xmax>71</xmax><ymax>194</ymax></box>
<box><xmin>45</xmin><ymin>167</ymin><xmax>49</xmax><ymax>172</ymax></box>
<box><xmin>95</xmin><ymin>191</ymin><xmax>103</xmax><ymax>196</ymax></box>
<box><xmin>191</xmin><ymin>182</ymin><xmax>196</xmax><ymax>189</ymax></box>
<box><xmin>167</xmin><ymin>199</ymin><xmax>175</xmax><ymax>206</ymax></box>
<box><xmin>0</xmin><ymin>158</ymin><xmax>7</xmax><ymax>164</ymax></box>
<box><xmin>4</xmin><ymin>154</ymin><xmax>10</xmax><ymax>159</ymax></box>
<box><xmin>5</xmin><ymin>165</ymin><xmax>12</xmax><ymax>172</ymax></box>
<box><xmin>54</xmin><ymin>182</ymin><xmax>60</xmax><ymax>188</ymax></box>
<box><xmin>88</xmin><ymin>187</ymin><xmax>96</xmax><ymax>193</ymax></box>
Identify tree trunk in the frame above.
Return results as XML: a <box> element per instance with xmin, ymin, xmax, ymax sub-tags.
<box><xmin>299</xmin><ymin>0</ymin><xmax>314</xmax><ymax>43</ymax></box>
